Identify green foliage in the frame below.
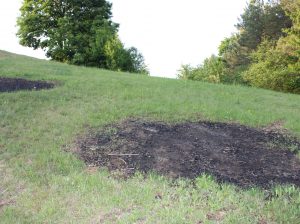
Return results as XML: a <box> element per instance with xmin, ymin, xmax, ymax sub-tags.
<box><xmin>243</xmin><ymin>39</ymin><xmax>300</xmax><ymax>93</ymax></box>
<box><xmin>178</xmin><ymin>54</ymin><xmax>249</xmax><ymax>85</ymax></box>
<box><xmin>103</xmin><ymin>37</ymin><xmax>149</xmax><ymax>74</ymax></box>
<box><xmin>277</xmin><ymin>0</ymin><xmax>300</xmax><ymax>59</ymax></box>
<box><xmin>127</xmin><ymin>47</ymin><xmax>150</xmax><ymax>75</ymax></box>
<box><xmin>178</xmin><ymin>55</ymin><xmax>226</xmax><ymax>83</ymax></box>
<box><xmin>17</xmin><ymin>0</ymin><xmax>116</xmax><ymax>62</ymax></box>
<box><xmin>199</xmin><ymin>56</ymin><xmax>226</xmax><ymax>83</ymax></box>
<box><xmin>181</xmin><ymin>0</ymin><xmax>298</xmax><ymax>94</ymax></box>
<box><xmin>263</xmin><ymin>0</ymin><xmax>293</xmax><ymax>40</ymax></box>
<box><xmin>103</xmin><ymin>35</ymin><xmax>130</xmax><ymax>71</ymax></box>
<box><xmin>243</xmin><ymin>1</ymin><xmax>300</xmax><ymax>94</ymax></box>
<box><xmin>236</xmin><ymin>0</ymin><xmax>291</xmax><ymax>50</ymax></box>
<box><xmin>219</xmin><ymin>35</ymin><xmax>251</xmax><ymax>68</ymax></box>
<box><xmin>236</xmin><ymin>0</ymin><xmax>266</xmax><ymax>50</ymax></box>
<box><xmin>177</xmin><ymin>64</ymin><xmax>194</xmax><ymax>80</ymax></box>
<box><xmin>17</xmin><ymin>0</ymin><xmax>148</xmax><ymax>74</ymax></box>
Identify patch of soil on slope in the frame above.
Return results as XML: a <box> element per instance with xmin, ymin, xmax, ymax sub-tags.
<box><xmin>77</xmin><ymin>120</ymin><xmax>300</xmax><ymax>188</ymax></box>
<box><xmin>0</xmin><ymin>77</ymin><xmax>54</xmax><ymax>92</ymax></box>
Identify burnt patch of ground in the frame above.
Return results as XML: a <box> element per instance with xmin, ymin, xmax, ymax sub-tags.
<box><xmin>77</xmin><ymin>120</ymin><xmax>300</xmax><ymax>188</ymax></box>
<box><xmin>0</xmin><ymin>77</ymin><xmax>54</xmax><ymax>92</ymax></box>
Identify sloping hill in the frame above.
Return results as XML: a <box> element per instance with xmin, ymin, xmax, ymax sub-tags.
<box><xmin>0</xmin><ymin>50</ymin><xmax>299</xmax><ymax>223</ymax></box>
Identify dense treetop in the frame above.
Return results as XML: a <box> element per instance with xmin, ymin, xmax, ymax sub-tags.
<box><xmin>17</xmin><ymin>0</ymin><xmax>149</xmax><ymax>74</ymax></box>
<box><xmin>178</xmin><ymin>0</ymin><xmax>299</xmax><ymax>94</ymax></box>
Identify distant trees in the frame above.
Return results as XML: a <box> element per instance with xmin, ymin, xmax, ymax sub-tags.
<box><xmin>178</xmin><ymin>56</ymin><xmax>227</xmax><ymax>83</ymax></box>
<box><xmin>17</xmin><ymin>0</ymin><xmax>148</xmax><ymax>74</ymax></box>
<box><xmin>236</xmin><ymin>0</ymin><xmax>291</xmax><ymax>50</ymax></box>
<box><xmin>178</xmin><ymin>0</ymin><xmax>299</xmax><ymax>93</ymax></box>
<box><xmin>244</xmin><ymin>0</ymin><xmax>300</xmax><ymax>93</ymax></box>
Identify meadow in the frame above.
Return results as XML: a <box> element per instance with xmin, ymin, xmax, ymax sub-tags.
<box><xmin>0</xmin><ymin>50</ymin><xmax>299</xmax><ymax>223</ymax></box>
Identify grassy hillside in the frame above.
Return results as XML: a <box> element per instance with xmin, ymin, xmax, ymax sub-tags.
<box><xmin>0</xmin><ymin>50</ymin><xmax>299</xmax><ymax>223</ymax></box>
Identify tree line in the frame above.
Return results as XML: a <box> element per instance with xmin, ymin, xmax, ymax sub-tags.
<box><xmin>17</xmin><ymin>0</ymin><xmax>149</xmax><ymax>75</ymax></box>
<box><xmin>178</xmin><ymin>0</ymin><xmax>299</xmax><ymax>94</ymax></box>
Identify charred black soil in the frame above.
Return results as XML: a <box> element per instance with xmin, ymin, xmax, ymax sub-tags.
<box><xmin>0</xmin><ymin>77</ymin><xmax>54</xmax><ymax>92</ymax></box>
<box><xmin>78</xmin><ymin>120</ymin><xmax>300</xmax><ymax>188</ymax></box>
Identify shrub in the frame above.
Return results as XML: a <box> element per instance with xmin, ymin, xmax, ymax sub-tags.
<box><xmin>243</xmin><ymin>40</ymin><xmax>300</xmax><ymax>93</ymax></box>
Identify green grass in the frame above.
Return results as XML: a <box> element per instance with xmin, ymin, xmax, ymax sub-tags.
<box><xmin>0</xmin><ymin>50</ymin><xmax>299</xmax><ymax>223</ymax></box>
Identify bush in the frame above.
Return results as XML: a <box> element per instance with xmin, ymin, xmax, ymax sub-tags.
<box><xmin>178</xmin><ymin>55</ymin><xmax>226</xmax><ymax>83</ymax></box>
<box><xmin>178</xmin><ymin>55</ymin><xmax>248</xmax><ymax>85</ymax></box>
<box><xmin>243</xmin><ymin>40</ymin><xmax>300</xmax><ymax>93</ymax></box>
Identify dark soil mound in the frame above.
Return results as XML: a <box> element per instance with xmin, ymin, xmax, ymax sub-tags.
<box><xmin>78</xmin><ymin>120</ymin><xmax>300</xmax><ymax>188</ymax></box>
<box><xmin>0</xmin><ymin>77</ymin><xmax>54</xmax><ymax>92</ymax></box>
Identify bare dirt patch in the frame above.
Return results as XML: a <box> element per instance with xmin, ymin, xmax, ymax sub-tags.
<box><xmin>77</xmin><ymin>120</ymin><xmax>300</xmax><ymax>188</ymax></box>
<box><xmin>0</xmin><ymin>77</ymin><xmax>54</xmax><ymax>92</ymax></box>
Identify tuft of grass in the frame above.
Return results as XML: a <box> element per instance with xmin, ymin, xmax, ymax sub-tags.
<box><xmin>0</xmin><ymin>50</ymin><xmax>300</xmax><ymax>223</ymax></box>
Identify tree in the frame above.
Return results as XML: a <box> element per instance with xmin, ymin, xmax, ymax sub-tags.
<box><xmin>236</xmin><ymin>0</ymin><xmax>291</xmax><ymax>50</ymax></box>
<box><xmin>243</xmin><ymin>39</ymin><xmax>300</xmax><ymax>93</ymax></box>
<box><xmin>178</xmin><ymin>0</ymin><xmax>298</xmax><ymax>93</ymax></box>
<box><xmin>236</xmin><ymin>0</ymin><xmax>265</xmax><ymax>50</ymax></box>
<box><xmin>18</xmin><ymin>0</ymin><xmax>116</xmax><ymax>62</ymax></box>
<box><xmin>177</xmin><ymin>64</ymin><xmax>194</xmax><ymax>80</ymax></box>
<box><xmin>126</xmin><ymin>47</ymin><xmax>149</xmax><ymax>75</ymax></box>
<box><xmin>17</xmin><ymin>0</ymin><xmax>148</xmax><ymax>74</ymax></box>
<box><xmin>243</xmin><ymin>0</ymin><xmax>300</xmax><ymax>94</ymax></box>
<box><xmin>218</xmin><ymin>34</ymin><xmax>250</xmax><ymax>68</ymax></box>
<box><xmin>103</xmin><ymin>38</ymin><xmax>149</xmax><ymax>74</ymax></box>
<box><xmin>277</xmin><ymin>0</ymin><xmax>300</xmax><ymax>59</ymax></box>
<box><xmin>177</xmin><ymin>55</ymin><xmax>226</xmax><ymax>83</ymax></box>
<box><xmin>263</xmin><ymin>0</ymin><xmax>292</xmax><ymax>40</ymax></box>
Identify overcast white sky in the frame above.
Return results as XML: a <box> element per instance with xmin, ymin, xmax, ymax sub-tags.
<box><xmin>0</xmin><ymin>0</ymin><xmax>248</xmax><ymax>78</ymax></box>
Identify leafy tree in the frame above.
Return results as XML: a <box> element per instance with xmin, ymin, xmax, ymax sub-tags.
<box><xmin>264</xmin><ymin>0</ymin><xmax>292</xmax><ymax>40</ymax></box>
<box><xmin>177</xmin><ymin>64</ymin><xmax>194</xmax><ymax>80</ymax></box>
<box><xmin>218</xmin><ymin>34</ymin><xmax>250</xmax><ymax>68</ymax></box>
<box><xmin>243</xmin><ymin>39</ymin><xmax>300</xmax><ymax>93</ymax></box>
<box><xmin>236</xmin><ymin>0</ymin><xmax>291</xmax><ymax>50</ymax></box>
<box><xmin>199</xmin><ymin>55</ymin><xmax>226</xmax><ymax>83</ymax></box>
<box><xmin>17</xmin><ymin>0</ymin><xmax>148</xmax><ymax>74</ymax></box>
<box><xmin>243</xmin><ymin>0</ymin><xmax>300</xmax><ymax>93</ymax></box>
<box><xmin>18</xmin><ymin>0</ymin><xmax>116</xmax><ymax>62</ymax></box>
<box><xmin>277</xmin><ymin>0</ymin><xmax>300</xmax><ymax>59</ymax></box>
<box><xmin>236</xmin><ymin>0</ymin><xmax>265</xmax><ymax>50</ymax></box>
<box><xmin>179</xmin><ymin>0</ymin><xmax>298</xmax><ymax>93</ymax></box>
<box><xmin>103</xmin><ymin>38</ymin><xmax>149</xmax><ymax>74</ymax></box>
<box><xmin>214</xmin><ymin>0</ymin><xmax>292</xmax><ymax>86</ymax></box>
<box><xmin>72</xmin><ymin>23</ymin><xmax>115</xmax><ymax>67</ymax></box>
<box><xmin>178</xmin><ymin>55</ymin><xmax>227</xmax><ymax>83</ymax></box>
<box><xmin>126</xmin><ymin>47</ymin><xmax>149</xmax><ymax>75</ymax></box>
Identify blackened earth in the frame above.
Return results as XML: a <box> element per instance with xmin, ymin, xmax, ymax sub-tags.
<box><xmin>78</xmin><ymin>120</ymin><xmax>300</xmax><ymax>188</ymax></box>
<box><xmin>0</xmin><ymin>77</ymin><xmax>54</xmax><ymax>92</ymax></box>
